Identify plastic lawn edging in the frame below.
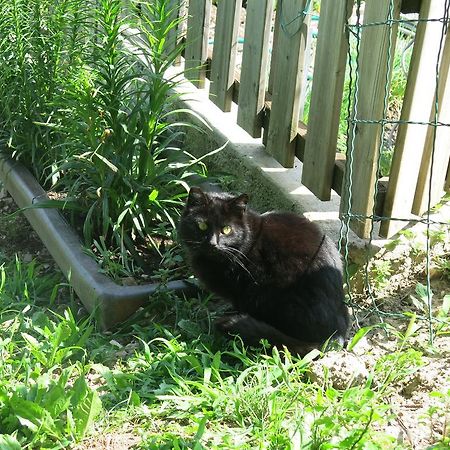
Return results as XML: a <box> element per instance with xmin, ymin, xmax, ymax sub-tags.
<box><xmin>0</xmin><ymin>156</ymin><xmax>195</xmax><ymax>329</ymax></box>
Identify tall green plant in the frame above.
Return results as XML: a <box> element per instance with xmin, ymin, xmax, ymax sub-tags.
<box><xmin>0</xmin><ymin>0</ymin><xmax>90</xmax><ymax>182</ymax></box>
<box><xmin>51</xmin><ymin>0</ymin><xmax>208</xmax><ymax>263</ymax></box>
<box><xmin>1</xmin><ymin>0</ymin><xmax>212</xmax><ymax>272</ymax></box>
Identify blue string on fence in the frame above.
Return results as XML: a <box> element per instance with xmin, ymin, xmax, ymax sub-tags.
<box><xmin>339</xmin><ymin>0</ymin><xmax>450</xmax><ymax>343</ymax></box>
<box><xmin>348</xmin><ymin>17</ymin><xmax>448</xmax><ymax>28</ymax></box>
<box><xmin>278</xmin><ymin>0</ymin><xmax>313</xmax><ymax>37</ymax></box>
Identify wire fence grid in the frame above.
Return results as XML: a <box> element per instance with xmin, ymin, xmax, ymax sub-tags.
<box><xmin>339</xmin><ymin>0</ymin><xmax>450</xmax><ymax>344</ymax></box>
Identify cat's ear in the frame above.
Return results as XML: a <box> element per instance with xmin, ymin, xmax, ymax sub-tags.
<box><xmin>230</xmin><ymin>193</ymin><xmax>249</xmax><ymax>215</ymax></box>
<box><xmin>186</xmin><ymin>187</ymin><xmax>207</xmax><ymax>208</ymax></box>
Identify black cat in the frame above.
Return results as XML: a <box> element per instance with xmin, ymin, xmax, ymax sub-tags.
<box><xmin>178</xmin><ymin>187</ymin><xmax>350</xmax><ymax>355</ymax></box>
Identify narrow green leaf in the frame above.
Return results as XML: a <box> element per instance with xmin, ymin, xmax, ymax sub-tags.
<box><xmin>193</xmin><ymin>416</ymin><xmax>208</xmax><ymax>449</ymax></box>
<box><xmin>403</xmin><ymin>313</ymin><xmax>417</xmax><ymax>341</ymax></box>
<box><xmin>12</xmin><ymin>397</ymin><xmax>55</xmax><ymax>433</ymax></box>
<box><xmin>21</xmin><ymin>332</ymin><xmax>40</xmax><ymax>348</ymax></box>
<box><xmin>149</xmin><ymin>189</ymin><xmax>159</xmax><ymax>201</ymax></box>
<box><xmin>347</xmin><ymin>325</ymin><xmax>379</xmax><ymax>351</ymax></box>
<box><xmin>94</xmin><ymin>152</ymin><xmax>118</xmax><ymax>173</ymax></box>
<box><xmin>0</xmin><ymin>435</ymin><xmax>21</xmax><ymax>450</ymax></box>
<box><xmin>440</xmin><ymin>294</ymin><xmax>450</xmax><ymax>317</ymax></box>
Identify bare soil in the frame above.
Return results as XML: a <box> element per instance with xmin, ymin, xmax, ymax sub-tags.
<box><xmin>73</xmin><ymin>432</ymin><xmax>140</xmax><ymax>450</ymax></box>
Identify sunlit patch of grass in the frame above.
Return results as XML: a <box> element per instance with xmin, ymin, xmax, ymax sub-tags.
<box><xmin>1</xmin><ymin>251</ymin><xmax>450</xmax><ymax>448</ymax></box>
<box><xmin>0</xmin><ymin>256</ymin><xmax>101</xmax><ymax>448</ymax></box>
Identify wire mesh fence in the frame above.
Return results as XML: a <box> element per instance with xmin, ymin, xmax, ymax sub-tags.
<box><xmin>339</xmin><ymin>0</ymin><xmax>450</xmax><ymax>344</ymax></box>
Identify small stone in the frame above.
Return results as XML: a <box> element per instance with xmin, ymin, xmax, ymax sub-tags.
<box><xmin>23</xmin><ymin>253</ymin><xmax>33</xmax><ymax>263</ymax></box>
<box><xmin>308</xmin><ymin>351</ymin><xmax>369</xmax><ymax>390</ymax></box>
<box><xmin>349</xmin><ymin>335</ymin><xmax>371</xmax><ymax>356</ymax></box>
<box><xmin>121</xmin><ymin>276</ymin><xmax>137</xmax><ymax>286</ymax></box>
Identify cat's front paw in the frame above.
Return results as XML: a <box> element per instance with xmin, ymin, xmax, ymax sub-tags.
<box><xmin>215</xmin><ymin>314</ymin><xmax>248</xmax><ymax>335</ymax></box>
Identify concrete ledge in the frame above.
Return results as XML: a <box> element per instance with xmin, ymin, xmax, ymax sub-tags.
<box><xmin>168</xmin><ymin>66</ymin><xmax>370</xmax><ymax>255</ymax></box>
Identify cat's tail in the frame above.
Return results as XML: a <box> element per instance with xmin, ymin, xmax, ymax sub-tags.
<box><xmin>215</xmin><ymin>314</ymin><xmax>321</xmax><ymax>357</ymax></box>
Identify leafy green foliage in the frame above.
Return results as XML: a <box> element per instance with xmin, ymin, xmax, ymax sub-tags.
<box><xmin>425</xmin><ymin>389</ymin><xmax>450</xmax><ymax>446</ymax></box>
<box><xmin>54</xmin><ymin>0</ymin><xmax>209</xmax><ymax>263</ymax></box>
<box><xmin>1</xmin><ymin>249</ymin><xmax>449</xmax><ymax>448</ymax></box>
<box><xmin>0</xmin><ymin>257</ymin><xmax>101</xmax><ymax>448</ymax></box>
<box><xmin>0</xmin><ymin>0</ymin><xmax>211</xmax><ymax>275</ymax></box>
<box><xmin>0</xmin><ymin>0</ymin><xmax>91</xmax><ymax>181</ymax></box>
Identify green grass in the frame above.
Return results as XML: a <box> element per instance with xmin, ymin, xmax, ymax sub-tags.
<box><xmin>1</xmin><ymin>251</ymin><xmax>449</xmax><ymax>449</ymax></box>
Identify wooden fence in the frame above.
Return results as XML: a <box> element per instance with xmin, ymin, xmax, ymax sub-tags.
<box><xmin>164</xmin><ymin>0</ymin><xmax>450</xmax><ymax>239</ymax></box>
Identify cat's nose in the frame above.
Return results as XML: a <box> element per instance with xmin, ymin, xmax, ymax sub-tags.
<box><xmin>209</xmin><ymin>234</ymin><xmax>219</xmax><ymax>246</ymax></box>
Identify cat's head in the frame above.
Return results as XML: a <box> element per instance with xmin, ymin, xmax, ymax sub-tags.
<box><xmin>178</xmin><ymin>187</ymin><xmax>250</xmax><ymax>254</ymax></box>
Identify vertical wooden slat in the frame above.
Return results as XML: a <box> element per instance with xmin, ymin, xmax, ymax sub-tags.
<box><xmin>236</xmin><ymin>0</ymin><xmax>273</xmax><ymax>138</ymax></box>
<box><xmin>262</xmin><ymin>7</ymin><xmax>281</xmax><ymax>146</ymax></box>
<box><xmin>267</xmin><ymin>5</ymin><xmax>281</xmax><ymax>97</ymax></box>
<box><xmin>412</xmin><ymin>20</ymin><xmax>450</xmax><ymax>215</ymax></box>
<box><xmin>209</xmin><ymin>0</ymin><xmax>242</xmax><ymax>111</ymax></box>
<box><xmin>184</xmin><ymin>0</ymin><xmax>211</xmax><ymax>88</ymax></box>
<box><xmin>341</xmin><ymin>0</ymin><xmax>400</xmax><ymax>238</ymax></box>
<box><xmin>165</xmin><ymin>0</ymin><xmax>181</xmax><ymax>55</ymax></box>
<box><xmin>302</xmin><ymin>0</ymin><xmax>352</xmax><ymax>201</ymax></box>
<box><xmin>380</xmin><ymin>0</ymin><xmax>446</xmax><ymax>237</ymax></box>
<box><xmin>265</xmin><ymin>0</ymin><xmax>309</xmax><ymax>168</ymax></box>
<box><xmin>164</xmin><ymin>0</ymin><xmax>185</xmax><ymax>65</ymax></box>
<box><xmin>445</xmin><ymin>161</ymin><xmax>450</xmax><ymax>191</ymax></box>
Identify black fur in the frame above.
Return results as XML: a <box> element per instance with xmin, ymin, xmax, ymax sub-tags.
<box><xmin>178</xmin><ymin>187</ymin><xmax>350</xmax><ymax>355</ymax></box>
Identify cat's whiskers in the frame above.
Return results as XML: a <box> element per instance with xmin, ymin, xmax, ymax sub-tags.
<box><xmin>226</xmin><ymin>246</ymin><xmax>252</xmax><ymax>264</ymax></box>
<box><xmin>221</xmin><ymin>247</ymin><xmax>257</xmax><ymax>283</ymax></box>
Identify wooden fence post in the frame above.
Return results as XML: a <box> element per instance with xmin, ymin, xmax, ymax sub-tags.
<box><xmin>341</xmin><ymin>0</ymin><xmax>400</xmax><ymax>239</ymax></box>
<box><xmin>184</xmin><ymin>0</ymin><xmax>211</xmax><ymax>88</ymax></box>
<box><xmin>209</xmin><ymin>0</ymin><xmax>242</xmax><ymax>111</ymax></box>
<box><xmin>380</xmin><ymin>0</ymin><xmax>447</xmax><ymax>237</ymax></box>
<box><xmin>412</xmin><ymin>25</ymin><xmax>450</xmax><ymax>215</ymax></box>
<box><xmin>302</xmin><ymin>0</ymin><xmax>352</xmax><ymax>200</ymax></box>
<box><xmin>237</xmin><ymin>0</ymin><xmax>273</xmax><ymax>138</ymax></box>
<box><xmin>266</xmin><ymin>0</ymin><xmax>309</xmax><ymax>168</ymax></box>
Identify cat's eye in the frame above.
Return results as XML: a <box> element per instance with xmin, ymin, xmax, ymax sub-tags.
<box><xmin>222</xmin><ymin>225</ymin><xmax>232</xmax><ymax>235</ymax></box>
<box><xmin>198</xmin><ymin>221</ymin><xmax>208</xmax><ymax>231</ymax></box>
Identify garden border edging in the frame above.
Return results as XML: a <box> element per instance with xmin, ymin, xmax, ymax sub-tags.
<box><xmin>0</xmin><ymin>157</ymin><xmax>195</xmax><ymax>329</ymax></box>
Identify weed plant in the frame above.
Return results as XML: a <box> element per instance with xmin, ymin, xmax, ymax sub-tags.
<box><xmin>0</xmin><ymin>256</ymin><xmax>100</xmax><ymax>448</ymax></box>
